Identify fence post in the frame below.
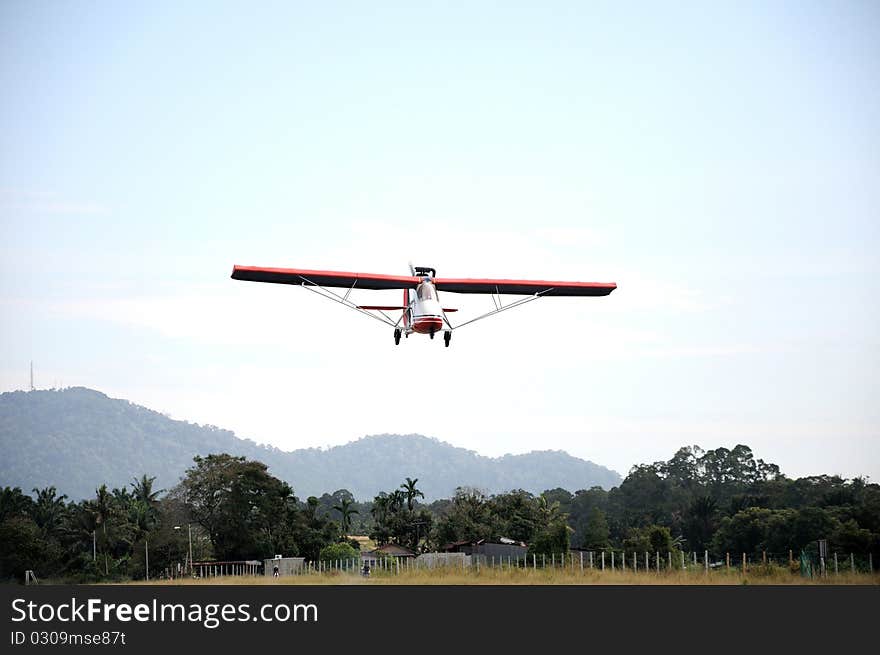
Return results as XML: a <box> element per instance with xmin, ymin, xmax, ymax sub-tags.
<box><xmin>611</xmin><ymin>551</ymin><xmax>614</xmax><ymax>571</ymax></box>
<box><xmin>681</xmin><ymin>551</ymin><xmax>685</xmax><ymax>570</ymax></box>
<box><xmin>533</xmin><ymin>553</ymin><xmax>536</xmax><ymax>570</ymax></box>
<box><xmin>726</xmin><ymin>552</ymin><xmax>730</xmax><ymax>571</ymax></box>
<box><xmin>789</xmin><ymin>550</ymin><xmax>793</xmax><ymax>567</ymax></box>
<box><xmin>645</xmin><ymin>551</ymin><xmax>649</xmax><ymax>571</ymax></box>
<box><xmin>580</xmin><ymin>551</ymin><xmax>584</xmax><ymax>573</ymax></box>
<box><xmin>851</xmin><ymin>553</ymin><xmax>855</xmax><ymax>574</ymax></box>
<box><xmin>869</xmin><ymin>552</ymin><xmax>873</xmax><ymax>574</ymax></box>
<box><xmin>762</xmin><ymin>551</ymin><xmax>766</xmax><ymax>565</ymax></box>
<box><xmin>656</xmin><ymin>551</ymin><xmax>659</xmax><ymax>574</ymax></box>
<box><xmin>693</xmin><ymin>551</ymin><xmax>697</xmax><ymax>566</ymax></box>
<box><xmin>622</xmin><ymin>551</ymin><xmax>626</xmax><ymax>569</ymax></box>
<box><xmin>601</xmin><ymin>551</ymin><xmax>605</xmax><ymax>571</ymax></box>
<box><xmin>704</xmin><ymin>550</ymin><xmax>708</xmax><ymax>573</ymax></box>
<box><xmin>589</xmin><ymin>551</ymin><xmax>593</xmax><ymax>569</ymax></box>
<box><xmin>834</xmin><ymin>552</ymin><xmax>838</xmax><ymax>575</ymax></box>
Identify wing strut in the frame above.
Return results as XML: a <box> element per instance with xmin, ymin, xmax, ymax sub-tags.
<box><xmin>443</xmin><ymin>288</ymin><xmax>555</xmax><ymax>331</ymax></box>
<box><xmin>297</xmin><ymin>275</ymin><xmax>404</xmax><ymax>327</ymax></box>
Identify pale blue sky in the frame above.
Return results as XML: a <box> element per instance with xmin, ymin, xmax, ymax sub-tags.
<box><xmin>1</xmin><ymin>1</ymin><xmax>878</xmax><ymax>482</ymax></box>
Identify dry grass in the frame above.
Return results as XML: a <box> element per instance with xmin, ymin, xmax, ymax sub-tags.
<box><xmin>134</xmin><ymin>565</ymin><xmax>880</xmax><ymax>586</ymax></box>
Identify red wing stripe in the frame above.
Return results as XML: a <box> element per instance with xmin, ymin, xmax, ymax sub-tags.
<box><xmin>357</xmin><ymin>305</ymin><xmax>409</xmax><ymax>311</ymax></box>
<box><xmin>434</xmin><ymin>277</ymin><xmax>616</xmax><ymax>297</ymax></box>
<box><xmin>232</xmin><ymin>265</ymin><xmax>418</xmax><ymax>291</ymax></box>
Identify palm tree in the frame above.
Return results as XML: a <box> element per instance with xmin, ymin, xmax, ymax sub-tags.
<box><xmin>388</xmin><ymin>489</ymin><xmax>406</xmax><ymax>513</ymax></box>
<box><xmin>130</xmin><ymin>475</ymin><xmax>163</xmax><ymax>531</ymax></box>
<box><xmin>0</xmin><ymin>486</ymin><xmax>33</xmax><ymax>519</ymax></box>
<box><xmin>91</xmin><ymin>485</ymin><xmax>113</xmax><ymax>575</ymax></box>
<box><xmin>371</xmin><ymin>494</ymin><xmax>389</xmax><ymax>524</ymax></box>
<box><xmin>332</xmin><ymin>498</ymin><xmax>359</xmax><ymax>539</ymax></box>
<box><xmin>131</xmin><ymin>475</ymin><xmax>163</xmax><ymax>508</ymax></box>
<box><xmin>536</xmin><ymin>494</ymin><xmax>562</xmax><ymax>523</ymax></box>
<box><xmin>31</xmin><ymin>486</ymin><xmax>67</xmax><ymax>538</ymax></box>
<box><xmin>400</xmin><ymin>477</ymin><xmax>424</xmax><ymax>511</ymax></box>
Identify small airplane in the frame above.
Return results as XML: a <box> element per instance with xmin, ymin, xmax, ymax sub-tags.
<box><xmin>231</xmin><ymin>263</ymin><xmax>616</xmax><ymax>347</ymax></box>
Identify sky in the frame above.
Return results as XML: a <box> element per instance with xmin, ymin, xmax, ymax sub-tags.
<box><xmin>1</xmin><ymin>1</ymin><xmax>878</xmax><ymax>482</ymax></box>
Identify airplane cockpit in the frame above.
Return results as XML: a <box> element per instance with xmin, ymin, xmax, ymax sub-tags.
<box><xmin>416</xmin><ymin>281</ymin><xmax>438</xmax><ymax>301</ymax></box>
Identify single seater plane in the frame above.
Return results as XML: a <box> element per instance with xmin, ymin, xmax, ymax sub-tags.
<box><xmin>231</xmin><ymin>263</ymin><xmax>616</xmax><ymax>347</ymax></box>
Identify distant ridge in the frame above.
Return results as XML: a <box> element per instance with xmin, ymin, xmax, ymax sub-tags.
<box><xmin>0</xmin><ymin>388</ymin><xmax>622</xmax><ymax>500</ymax></box>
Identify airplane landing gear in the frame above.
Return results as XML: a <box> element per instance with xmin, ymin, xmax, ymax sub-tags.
<box><xmin>429</xmin><ymin>330</ymin><xmax>435</xmax><ymax>340</ymax></box>
<box><xmin>444</xmin><ymin>331</ymin><xmax>451</xmax><ymax>348</ymax></box>
<box><xmin>393</xmin><ymin>328</ymin><xmax>401</xmax><ymax>345</ymax></box>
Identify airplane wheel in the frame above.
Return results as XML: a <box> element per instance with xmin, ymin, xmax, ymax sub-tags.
<box><xmin>430</xmin><ymin>331</ymin><xmax>435</xmax><ymax>340</ymax></box>
<box><xmin>394</xmin><ymin>329</ymin><xmax>401</xmax><ymax>345</ymax></box>
<box><xmin>444</xmin><ymin>332</ymin><xmax>451</xmax><ymax>347</ymax></box>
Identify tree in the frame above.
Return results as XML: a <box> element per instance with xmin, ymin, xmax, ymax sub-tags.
<box><xmin>370</xmin><ymin>494</ymin><xmax>392</xmax><ymax>546</ymax></box>
<box><xmin>333</xmin><ymin>497</ymin><xmax>359</xmax><ymax>539</ymax></box>
<box><xmin>131</xmin><ymin>475</ymin><xmax>163</xmax><ymax>522</ymax></box>
<box><xmin>400</xmin><ymin>478</ymin><xmax>424</xmax><ymax>511</ymax></box>
<box><xmin>489</xmin><ymin>490</ymin><xmax>540</xmax><ymax>543</ymax></box>
<box><xmin>712</xmin><ymin>507</ymin><xmax>798</xmax><ymax>555</ymax></box>
<box><xmin>90</xmin><ymin>485</ymin><xmax>113</xmax><ymax>575</ymax></box>
<box><xmin>581</xmin><ymin>507</ymin><xmax>610</xmax><ymax>550</ymax></box>
<box><xmin>177</xmin><ymin>454</ymin><xmax>301</xmax><ymax>560</ymax></box>
<box><xmin>528</xmin><ymin>520</ymin><xmax>571</xmax><ymax>558</ymax></box>
<box><xmin>566</xmin><ymin>487</ymin><xmax>609</xmax><ymax>547</ymax></box>
<box><xmin>0</xmin><ymin>487</ymin><xmax>34</xmax><ymax>522</ymax></box>
<box><xmin>319</xmin><ymin>542</ymin><xmax>359</xmax><ymax>564</ymax></box>
<box><xmin>683</xmin><ymin>496</ymin><xmax>717</xmax><ymax>553</ymax></box>
<box><xmin>433</xmin><ymin>488</ymin><xmax>493</xmax><ymax>547</ymax></box>
<box><xmin>527</xmin><ymin>493</ymin><xmax>571</xmax><ymax>557</ymax></box>
<box><xmin>0</xmin><ymin>516</ymin><xmax>49</xmax><ymax>581</ymax></box>
<box><xmin>388</xmin><ymin>489</ymin><xmax>406</xmax><ymax>514</ymax></box>
<box><xmin>31</xmin><ymin>486</ymin><xmax>67</xmax><ymax>539</ymax></box>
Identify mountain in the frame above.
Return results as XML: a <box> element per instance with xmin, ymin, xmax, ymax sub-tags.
<box><xmin>0</xmin><ymin>387</ymin><xmax>622</xmax><ymax>500</ymax></box>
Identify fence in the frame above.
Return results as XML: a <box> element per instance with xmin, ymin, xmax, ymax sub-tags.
<box><xmin>192</xmin><ymin>560</ymin><xmax>263</xmax><ymax>578</ymax></box>
<box><xmin>180</xmin><ymin>550</ymin><xmax>877</xmax><ymax>579</ymax></box>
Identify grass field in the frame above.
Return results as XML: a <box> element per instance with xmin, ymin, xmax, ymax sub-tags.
<box><xmin>136</xmin><ymin>566</ymin><xmax>879</xmax><ymax>586</ymax></box>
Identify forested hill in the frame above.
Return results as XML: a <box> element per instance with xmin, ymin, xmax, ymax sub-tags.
<box><xmin>0</xmin><ymin>388</ymin><xmax>621</xmax><ymax>500</ymax></box>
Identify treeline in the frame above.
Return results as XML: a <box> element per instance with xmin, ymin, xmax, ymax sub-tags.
<box><xmin>1</xmin><ymin>445</ymin><xmax>878</xmax><ymax>582</ymax></box>
<box><xmin>551</xmin><ymin>445</ymin><xmax>880</xmax><ymax>560</ymax></box>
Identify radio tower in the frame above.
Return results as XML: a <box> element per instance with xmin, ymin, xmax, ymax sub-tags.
<box><xmin>30</xmin><ymin>361</ymin><xmax>34</xmax><ymax>391</ymax></box>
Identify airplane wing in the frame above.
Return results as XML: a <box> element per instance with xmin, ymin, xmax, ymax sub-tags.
<box><xmin>433</xmin><ymin>277</ymin><xmax>617</xmax><ymax>297</ymax></box>
<box><xmin>231</xmin><ymin>265</ymin><xmax>418</xmax><ymax>291</ymax></box>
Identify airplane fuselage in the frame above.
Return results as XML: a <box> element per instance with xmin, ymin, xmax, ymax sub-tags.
<box><xmin>409</xmin><ymin>278</ymin><xmax>444</xmax><ymax>335</ymax></box>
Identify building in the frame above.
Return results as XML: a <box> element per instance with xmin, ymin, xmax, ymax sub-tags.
<box><xmin>361</xmin><ymin>544</ymin><xmax>416</xmax><ymax>565</ymax></box>
<box><xmin>442</xmin><ymin>538</ymin><xmax>528</xmax><ymax>561</ymax></box>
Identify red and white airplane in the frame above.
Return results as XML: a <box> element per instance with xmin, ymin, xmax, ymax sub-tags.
<box><xmin>231</xmin><ymin>263</ymin><xmax>616</xmax><ymax>347</ymax></box>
